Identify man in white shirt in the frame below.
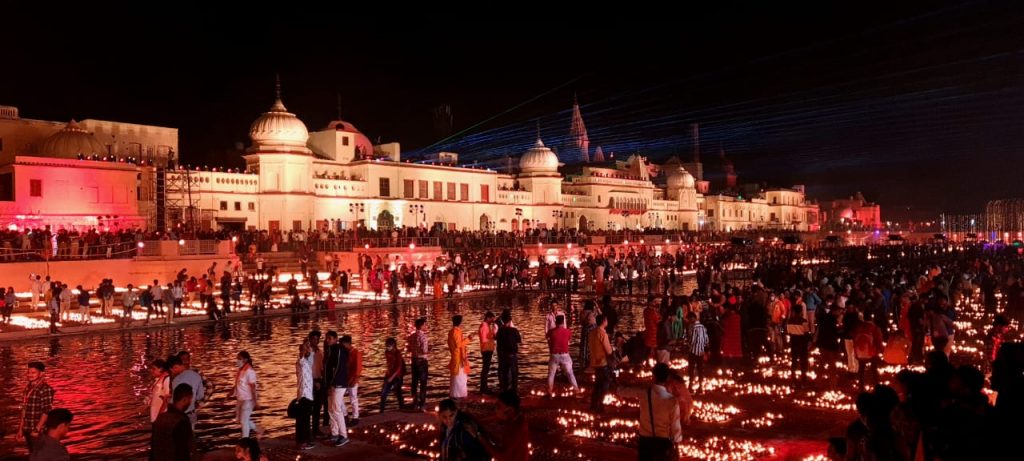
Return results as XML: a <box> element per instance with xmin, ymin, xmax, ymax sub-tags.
<box><xmin>151</xmin><ymin>280</ymin><xmax>164</xmax><ymax>316</ymax></box>
<box><xmin>638</xmin><ymin>363</ymin><xmax>681</xmax><ymax>461</ymax></box>
<box><xmin>543</xmin><ymin>299</ymin><xmax>565</xmax><ymax>335</ymax></box>
<box><xmin>30</xmin><ymin>275</ymin><xmax>42</xmax><ymax>311</ymax></box>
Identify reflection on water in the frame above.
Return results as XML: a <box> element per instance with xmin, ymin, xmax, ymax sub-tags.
<box><xmin>0</xmin><ymin>290</ymin><xmax>672</xmax><ymax>459</ymax></box>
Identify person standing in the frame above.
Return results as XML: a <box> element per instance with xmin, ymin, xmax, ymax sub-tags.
<box><xmin>543</xmin><ymin>299</ymin><xmax>565</xmax><ymax>334</ymax></box>
<box><xmin>478</xmin><ymin>312</ymin><xmax>497</xmax><ymax>394</ymax></box>
<box><xmin>234</xmin><ymin>351</ymin><xmax>261</xmax><ymax>438</ymax></box>
<box><xmin>380</xmin><ymin>337</ymin><xmax>406</xmax><ymax>412</ymax></box>
<box><xmin>295</xmin><ymin>340</ymin><xmax>315</xmax><ymax>450</ymax></box>
<box><xmin>546</xmin><ymin>314</ymin><xmax>580</xmax><ymax>396</ymax></box>
<box><xmin>150</xmin><ymin>383</ymin><xmax>196</xmax><ymax>461</ymax></box>
<box><xmin>122</xmin><ymin>284</ymin><xmax>138</xmax><ymax>327</ymax></box>
<box><xmin>29</xmin><ymin>408</ymin><xmax>72</xmax><ymax>461</ymax></box>
<box><xmin>407</xmin><ymin>318</ymin><xmax>429</xmax><ymax>411</ymax></box>
<box><xmin>170</xmin><ymin>281</ymin><xmax>184</xmax><ymax>320</ymax></box>
<box><xmin>686</xmin><ymin>312</ymin><xmax>709</xmax><ymax>392</ymax></box>
<box><xmin>17</xmin><ymin>361</ymin><xmax>56</xmax><ymax>454</ymax></box>
<box><xmin>148</xmin><ymin>359</ymin><xmax>171</xmax><ymax>423</ymax></box>
<box><xmin>785</xmin><ymin>309</ymin><xmax>811</xmax><ymax>383</ymax></box>
<box><xmin>76</xmin><ymin>285</ymin><xmax>91</xmax><ymax>325</ymax></box>
<box><xmin>852</xmin><ymin>316</ymin><xmax>884</xmax><ymax>392</ymax></box>
<box><xmin>340</xmin><ymin>336</ymin><xmax>362</xmax><ymax>427</ymax></box>
<box><xmin>638</xmin><ymin>363</ymin><xmax>682</xmax><ymax>461</ymax></box>
<box><xmin>47</xmin><ymin>295</ymin><xmax>60</xmax><ymax>335</ymax></box>
<box><xmin>30</xmin><ymin>274</ymin><xmax>42</xmax><ymax>311</ymax></box>
<box><xmin>167</xmin><ymin>356</ymin><xmax>204</xmax><ymax>429</ymax></box>
<box><xmin>448</xmin><ymin>315</ymin><xmax>471</xmax><ymax>399</ymax></box>
<box><xmin>496</xmin><ymin>310</ymin><xmax>522</xmax><ymax>393</ymax></box>
<box><xmin>100</xmin><ymin>279</ymin><xmax>114</xmax><ymax>317</ymax></box>
<box><xmin>307</xmin><ymin>330</ymin><xmax>327</xmax><ymax>435</ymax></box>
<box><xmin>151</xmin><ymin>280</ymin><xmax>164</xmax><ymax>316</ymax></box>
<box><xmin>589</xmin><ymin>315</ymin><xmax>614</xmax><ymax>413</ymax></box>
<box><xmin>324</xmin><ymin>331</ymin><xmax>351</xmax><ymax>447</ymax></box>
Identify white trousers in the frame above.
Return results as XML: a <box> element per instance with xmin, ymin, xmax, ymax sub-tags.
<box><xmin>344</xmin><ymin>385</ymin><xmax>360</xmax><ymax>419</ymax></box>
<box><xmin>236</xmin><ymin>399</ymin><xmax>259</xmax><ymax>438</ymax></box>
<box><xmin>328</xmin><ymin>387</ymin><xmax>349</xmax><ymax>438</ymax></box>
<box><xmin>547</xmin><ymin>353</ymin><xmax>579</xmax><ymax>391</ymax></box>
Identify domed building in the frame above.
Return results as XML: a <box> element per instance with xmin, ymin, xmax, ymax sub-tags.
<box><xmin>39</xmin><ymin>120</ymin><xmax>109</xmax><ymax>158</ymax></box>
<box><xmin>518</xmin><ymin>138</ymin><xmax>560</xmax><ymax>174</ymax></box>
<box><xmin>0</xmin><ymin>88</ymin><xmax>825</xmax><ymax>235</ymax></box>
<box><xmin>247</xmin><ymin>88</ymin><xmax>311</xmax><ymax>154</ymax></box>
<box><xmin>0</xmin><ymin>104</ymin><xmax>176</xmax><ymax>231</ymax></box>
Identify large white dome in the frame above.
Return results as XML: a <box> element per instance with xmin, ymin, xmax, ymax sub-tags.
<box><xmin>248</xmin><ymin>97</ymin><xmax>309</xmax><ymax>150</ymax></box>
<box><xmin>666</xmin><ymin>167</ymin><xmax>695</xmax><ymax>189</ymax></box>
<box><xmin>519</xmin><ymin>138</ymin><xmax>560</xmax><ymax>173</ymax></box>
<box><xmin>39</xmin><ymin>120</ymin><xmax>108</xmax><ymax>158</ymax></box>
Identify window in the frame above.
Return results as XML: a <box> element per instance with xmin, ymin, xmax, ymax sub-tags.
<box><xmin>0</xmin><ymin>173</ymin><xmax>12</xmax><ymax>200</ymax></box>
<box><xmin>447</xmin><ymin>182</ymin><xmax>456</xmax><ymax>201</ymax></box>
<box><xmin>419</xmin><ymin>180</ymin><xmax>428</xmax><ymax>198</ymax></box>
<box><xmin>433</xmin><ymin>182</ymin><xmax>443</xmax><ymax>200</ymax></box>
<box><xmin>480</xmin><ymin>184</ymin><xmax>489</xmax><ymax>203</ymax></box>
<box><xmin>707</xmin><ymin>209</ymin><xmax>714</xmax><ymax>217</ymax></box>
<box><xmin>234</xmin><ymin>201</ymin><xmax>241</xmax><ymax>211</ymax></box>
<box><xmin>342</xmin><ymin>136</ymin><xmax>350</xmax><ymax>146</ymax></box>
<box><xmin>460</xmin><ymin>183</ymin><xmax>469</xmax><ymax>201</ymax></box>
<box><xmin>0</xmin><ymin>137</ymin><xmax>4</xmax><ymax>151</ymax></box>
<box><xmin>292</xmin><ymin>220</ymin><xmax>302</xmax><ymax>231</ymax></box>
<box><xmin>219</xmin><ymin>201</ymin><xmax>228</xmax><ymax>210</ymax></box>
<box><xmin>29</xmin><ymin>179</ymin><xmax>42</xmax><ymax>197</ymax></box>
<box><xmin>404</xmin><ymin>179</ymin><xmax>415</xmax><ymax>198</ymax></box>
<box><xmin>248</xmin><ymin>202</ymin><xmax>255</xmax><ymax>211</ymax></box>
<box><xmin>379</xmin><ymin>178</ymin><xmax>390</xmax><ymax>197</ymax></box>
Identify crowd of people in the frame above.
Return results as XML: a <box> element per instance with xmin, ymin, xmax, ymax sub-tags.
<box><xmin>12</xmin><ymin>238</ymin><xmax>1024</xmax><ymax>460</ymax></box>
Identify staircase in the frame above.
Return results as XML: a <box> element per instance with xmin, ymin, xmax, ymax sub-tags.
<box><xmin>242</xmin><ymin>251</ymin><xmax>318</xmax><ymax>275</ymax></box>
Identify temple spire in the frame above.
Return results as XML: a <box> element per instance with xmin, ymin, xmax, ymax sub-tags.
<box><xmin>570</xmin><ymin>94</ymin><xmax>590</xmax><ymax>163</ymax></box>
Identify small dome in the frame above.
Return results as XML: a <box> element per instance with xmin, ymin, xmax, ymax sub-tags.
<box><xmin>249</xmin><ymin>97</ymin><xmax>309</xmax><ymax>149</ymax></box>
<box><xmin>519</xmin><ymin>138</ymin><xmax>560</xmax><ymax>173</ymax></box>
<box><xmin>39</xmin><ymin>120</ymin><xmax>108</xmax><ymax>158</ymax></box>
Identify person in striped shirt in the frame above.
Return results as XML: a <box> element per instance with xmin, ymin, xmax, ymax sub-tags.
<box><xmin>687</xmin><ymin>312</ymin><xmax>709</xmax><ymax>392</ymax></box>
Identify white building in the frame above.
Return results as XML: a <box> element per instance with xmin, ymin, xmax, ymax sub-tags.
<box><xmin>0</xmin><ymin>90</ymin><xmax>820</xmax><ymax>234</ymax></box>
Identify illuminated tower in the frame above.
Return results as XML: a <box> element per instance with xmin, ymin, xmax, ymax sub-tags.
<box><xmin>569</xmin><ymin>94</ymin><xmax>590</xmax><ymax>163</ymax></box>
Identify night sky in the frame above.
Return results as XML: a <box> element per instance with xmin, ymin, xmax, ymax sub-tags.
<box><xmin>4</xmin><ymin>4</ymin><xmax>1024</xmax><ymax>219</ymax></box>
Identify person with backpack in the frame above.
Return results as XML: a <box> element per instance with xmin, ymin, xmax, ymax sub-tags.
<box><xmin>852</xmin><ymin>316</ymin><xmax>884</xmax><ymax>391</ymax></box>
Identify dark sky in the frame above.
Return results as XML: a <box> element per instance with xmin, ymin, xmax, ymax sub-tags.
<box><xmin>4</xmin><ymin>4</ymin><xmax>1024</xmax><ymax>219</ymax></box>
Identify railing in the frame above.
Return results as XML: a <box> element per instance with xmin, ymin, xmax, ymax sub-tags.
<box><xmin>0</xmin><ymin>240</ymin><xmax>140</xmax><ymax>263</ymax></box>
<box><xmin>179</xmin><ymin>240</ymin><xmax>221</xmax><ymax>256</ymax></box>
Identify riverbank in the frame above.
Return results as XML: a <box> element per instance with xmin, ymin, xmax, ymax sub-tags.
<box><xmin>0</xmin><ymin>286</ymin><xmax>680</xmax><ymax>343</ymax></box>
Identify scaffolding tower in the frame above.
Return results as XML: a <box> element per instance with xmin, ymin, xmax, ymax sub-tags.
<box><xmin>163</xmin><ymin>161</ymin><xmax>200</xmax><ymax>233</ymax></box>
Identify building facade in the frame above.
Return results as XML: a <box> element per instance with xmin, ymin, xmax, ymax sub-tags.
<box><xmin>822</xmin><ymin>192</ymin><xmax>882</xmax><ymax>230</ymax></box>
<box><xmin>0</xmin><ymin>92</ymin><xmax>824</xmax><ymax>234</ymax></box>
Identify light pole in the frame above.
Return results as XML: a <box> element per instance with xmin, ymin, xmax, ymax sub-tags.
<box><xmin>409</xmin><ymin>204</ymin><xmax>425</xmax><ymax>228</ymax></box>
